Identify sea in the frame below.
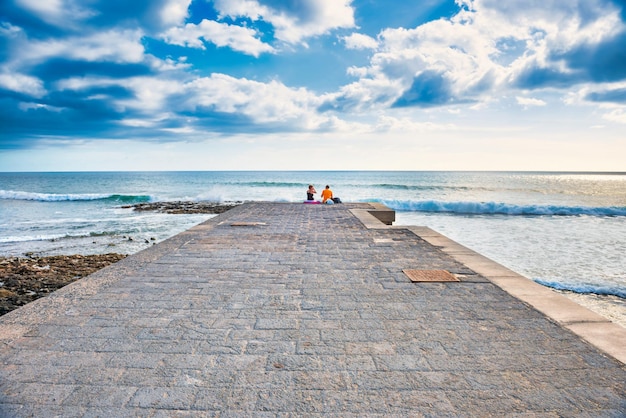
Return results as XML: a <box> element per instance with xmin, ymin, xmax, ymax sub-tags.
<box><xmin>1</xmin><ymin>171</ymin><xmax>625</xmax><ymax>326</ymax></box>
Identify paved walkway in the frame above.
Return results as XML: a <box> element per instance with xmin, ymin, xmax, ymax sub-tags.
<box><xmin>1</xmin><ymin>202</ymin><xmax>625</xmax><ymax>417</ymax></box>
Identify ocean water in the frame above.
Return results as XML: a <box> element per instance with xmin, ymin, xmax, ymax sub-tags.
<box><xmin>1</xmin><ymin>171</ymin><xmax>625</xmax><ymax>324</ymax></box>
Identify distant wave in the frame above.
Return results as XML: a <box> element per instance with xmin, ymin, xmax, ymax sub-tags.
<box><xmin>372</xmin><ymin>183</ymin><xmax>481</xmax><ymax>192</ymax></box>
<box><xmin>232</xmin><ymin>181</ymin><xmax>307</xmax><ymax>188</ymax></box>
<box><xmin>0</xmin><ymin>230</ymin><xmax>131</xmax><ymax>244</ymax></box>
<box><xmin>0</xmin><ymin>234</ymin><xmax>66</xmax><ymax>243</ymax></box>
<box><xmin>535</xmin><ymin>279</ymin><xmax>626</xmax><ymax>299</ymax></box>
<box><xmin>376</xmin><ymin>199</ymin><xmax>626</xmax><ymax>217</ymax></box>
<box><xmin>0</xmin><ymin>190</ymin><xmax>151</xmax><ymax>203</ymax></box>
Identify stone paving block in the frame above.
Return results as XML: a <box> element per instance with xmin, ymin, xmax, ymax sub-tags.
<box><xmin>82</xmin><ymin>407</ymin><xmax>155</xmax><ymax>418</ymax></box>
<box><xmin>1</xmin><ymin>382</ymin><xmax>77</xmax><ymax>406</ymax></box>
<box><xmin>253</xmin><ymin>315</ymin><xmax>300</xmax><ymax>328</ymax></box>
<box><xmin>372</xmin><ymin>354</ymin><xmax>431</xmax><ymax>371</ymax></box>
<box><xmin>62</xmin><ymin>384</ymin><xmax>137</xmax><ymax>407</ymax></box>
<box><xmin>128</xmin><ymin>386</ymin><xmax>198</xmax><ymax>409</ymax></box>
<box><xmin>192</xmin><ymin>387</ymin><xmax>231</xmax><ymax>411</ymax></box>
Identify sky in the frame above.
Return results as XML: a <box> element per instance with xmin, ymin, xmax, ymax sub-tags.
<box><xmin>1</xmin><ymin>0</ymin><xmax>625</xmax><ymax>171</ymax></box>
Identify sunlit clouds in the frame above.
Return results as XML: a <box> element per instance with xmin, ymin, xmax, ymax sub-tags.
<box><xmin>1</xmin><ymin>0</ymin><xmax>625</xmax><ymax>170</ymax></box>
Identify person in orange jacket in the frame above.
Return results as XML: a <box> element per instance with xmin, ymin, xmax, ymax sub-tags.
<box><xmin>321</xmin><ymin>185</ymin><xmax>333</xmax><ymax>203</ymax></box>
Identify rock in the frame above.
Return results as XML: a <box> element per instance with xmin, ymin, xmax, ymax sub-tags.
<box><xmin>128</xmin><ymin>201</ymin><xmax>240</xmax><ymax>214</ymax></box>
<box><xmin>0</xmin><ymin>254</ymin><xmax>126</xmax><ymax>316</ymax></box>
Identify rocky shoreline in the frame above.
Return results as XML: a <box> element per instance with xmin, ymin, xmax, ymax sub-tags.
<box><xmin>0</xmin><ymin>254</ymin><xmax>127</xmax><ymax>316</ymax></box>
<box><xmin>124</xmin><ymin>201</ymin><xmax>241</xmax><ymax>214</ymax></box>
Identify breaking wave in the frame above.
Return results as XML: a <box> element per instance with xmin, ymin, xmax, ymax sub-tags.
<box><xmin>534</xmin><ymin>279</ymin><xmax>626</xmax><ymax>299</ymax></box>
<box><xmin>376</xmin><ymin>199</ymin><xmax>626</xmax><ymax>217</ymax></box>
<box><xmin>0</xmin><ymin>190</ymin><xmax>152</xmax><ymax>203</ymax></box>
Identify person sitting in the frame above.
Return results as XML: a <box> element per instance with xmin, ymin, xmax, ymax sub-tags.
<box><xmin>321</xmin><ymin>185</ymin><xmax>333</xmax><ymax>203</ymax></box>
<box><xmin>306</xmin><ymin>185</ymin><xmax>316</xmax><ymax>201</ymax></box>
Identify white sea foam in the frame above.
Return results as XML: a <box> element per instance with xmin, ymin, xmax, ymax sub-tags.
<box><xmin>0</xmin><ymin>190</ymin><xmax>152</xmax><ymax>203</ymax></box>
<box><xmin>378</xmin><ymin>199</ymin><xmax>626</xmax><ymax>216</ymax></box>
<box><xmin>0</xmin><ymin>234</ymin><xmax>67</xmax><ymax>243</ymax></box>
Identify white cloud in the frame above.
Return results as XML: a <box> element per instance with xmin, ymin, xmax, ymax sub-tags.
<box><xmin>18</xmin><ymin>102</ymin><xmax>62</xmax><ymax>112</ymax></box>
<box><xmin>516</xmin><ymin>96</ymin><xmax>546</xmax><ymax>107</ymax></box>
<box><xmin>325</xmin><ymin>15</ymin><xmax>505</xmax><ymax>110</ymax></box>
<box><xmin>55</xmin><ymin>75</ymin><xmax>183</xmax><ymax>115</ymax></box>
<box><xmin>0</xmin><ymin>22</ymin><xmax>23</xmax><ymax>36</ymax></box>
<box><xmin>16</xmin><ymin>0</ymin><xmax>63</xmax><ymax>18</ymax></box>
<box><xmin>55</xmin><ymin>72</ymin><xmax>343</xmax><ymax>131</ymax></box>
<box><xmin>12</xmin><ymin>30</ymin><xmax>145</xmax><ymax>67</ymax></box>
<box><xmin>56</xmin><ymin>77</ymin><xmax>111</xmax><ymax>91</ymax></box>
<box><xmin>603</xmin><ymin>109</ymin><xmax>626</xmax><ymax>124</ymax></box>
<box><xmin>327</xmin><ymin>75</ymin><xmax>403</xmax><ymax>111</ymax></box>
<box><xmin>15</xmin><ymin>0</ymin><xmax>94</xmax><ymax>27</ymax></box>
<box><xmin>343</xmin><ymin>33</ymin><xmax>378</xmax><ymax>50</ymax></box>
<box><xmin>326</xmin><ymin>0</ymin><xmax>626</xmax><ymax>112</ymax></box>
<box><xmin>116</xmin><ymin>78</ymin><xmax>184</xmax><ymax>112</ymax></box>
<box><xmin>346</xmin><ymin>66</ymin><xmax>369</xmax><ymax>78</ymax></box>
<box><xmin>159</xmin><ymin>0</ymin><xmax>192</xmax><ymax>27</ymax></box>
<box><xmin>161</xmin><ymin>20</ymin><xmax>275</xmax><ymax>57</ymax></box>
<box><xmin>0</xmin><ymin>72</ymin><xmax>45</xmax><ymax>97</ymax></box>
<box><xmin>182</xmin><ymin>74</ymin><xmax>326</xmax><ymax>127</ymax></box>
<box><xmin>212</xmin><ymin>0</ymin><xmax>355</xmax><ymax>44</ymax></box>
<box><xmin>68</xmin><ymin>30</ymin><xmax>146</xmax><ymax>63</ymax></box>
<box><xmin>470</xmin><ymin>0</ymin><xmax>625</xmax><ymax>83</ymax></box>
<box><xmin>375</xmin><ymin>116</ymin><xmax>457</xmax><ymax>132</ymax></box>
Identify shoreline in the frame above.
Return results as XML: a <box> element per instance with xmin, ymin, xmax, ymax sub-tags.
<box><xmin>122</xmin><ymin>201</ymin><xmax>241</xmax><ymax>214</ymax></box>
<box><xmin>0</xmin><ymin>254</ymin><xmax>126</xmax><ymax>316</ymax></box>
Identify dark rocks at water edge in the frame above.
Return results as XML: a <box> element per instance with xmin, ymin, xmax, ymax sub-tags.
<box><xmin>123</xmin><ymin>201</ymin><xmax>241</xmax><ymax>214</ymax></box>
<box><xmin>0</xmin><ymin>254</ymin><xmax>126</xmax><ymax>316</ymax></box>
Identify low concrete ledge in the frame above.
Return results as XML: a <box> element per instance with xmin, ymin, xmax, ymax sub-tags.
<box><xmin>351</xmin><ymin>203</ymin><xmax>395</xmax><ymax>228</ymax></box>
<box><xmin>407</xmin><ymin>226</ymin><xmax>626</xmax><ymax>365</ymax></box>
<box><xmin>367</xmin><ymin>202</ymin><xmax>395</xmax><ymax>225</ymax></box>
<box><xmin>351</xmin><ymin>208</ymin><xmax>389</xmax><ymax>229</ymax></box>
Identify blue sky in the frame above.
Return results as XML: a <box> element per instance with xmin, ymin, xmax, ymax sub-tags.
<box><xmin>1</xmin><ymin>0</ymin><xmax>625</xmax><ymax>171</ymax></box>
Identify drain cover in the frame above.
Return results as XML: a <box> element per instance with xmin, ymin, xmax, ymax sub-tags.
<box><xmin>230</xmin><ymin>222</ymin><xmax>267</xmax><ymax>226</ymax></box>
<box><xmin>403</xmin><ymin>269</ymin><xmax>460</xmax><ymax>282</ymax></box>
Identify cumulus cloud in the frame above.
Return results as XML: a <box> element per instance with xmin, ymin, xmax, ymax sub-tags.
<box><xmin>159</xmin><ymin>0</ymin><xmax>192</xmax><ymax>27</ymax></box>
<box><xmin>212</xmin><ymin>0</ymin><xmax>356</xmax><ymax>44</ymax></box>
<box><xmin>52</xmin><ymin>71</ymin><xmax>337</xmax><ymax>135</ymax></box>
<box><xmin>13</xmin><ymin>0</ymin><xmax>95</xmax><ymax>27</ymax></box>
<box><xmin>176</xmin><ymin>74</ymin><xmax>326</xmax><ymax>128</ymax></box>
<box><xmin>157</xmin><ymin>0</ymin><xmax>356</xmax><ymax>56</ymax></box>
<box><xmin>161</xmin><ymin>20</ymin><xmax>275</xmax><ymax>57</ymax></box>
<box><xmin>3</xmin><ymin>0</ymin><xmax>626</xmax><ymax>151</ymax></box>
<box><xmin>327</xmin><ymin>16</ymin><xmax>499</xmax><ymax>110</ymax></box>
<box><xmin>322</xmin><ymin>0</ymin><xmax>626</xmax><ymax>111</ymax></box>
<box><xmin>343</xmin><ymin>33</ymin><xmax>378</xmax><ymax>50</ymax></box>
<box><xmin>7</xmin><ymin>29</ymin><xmax>146</xmax><ymax>69</ymax></box>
